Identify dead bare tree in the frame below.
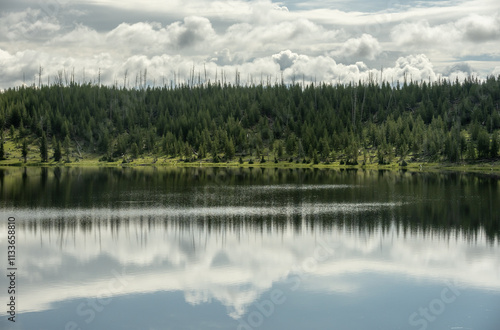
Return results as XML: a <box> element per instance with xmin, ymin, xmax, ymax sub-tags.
<box><xmin>38</xmin><ymin>65</ymin><xmax>43</xmax><ymax>89</ymax></box>
<box><xmin>56</xmin><ymin>70</ymin><xmax>63</xmax><ymax>87</ymax></box>
<box><xmin>123</xmin><ymin>69</ymin><xmax>128</xmax><ymax>89</ymax></box>
<box><xmin>351</xmin><ymin>84</ymin><xmax>357</xmax><ymax>129</ymax></box>
<box><xmin>204</xmin><ymin>64</ymin><xmax>207</xmax><ymax>84</ymax></box>
<box><xmin>360</xmin><ymin>84</ymin><xmax>366</xmax><ymax>123</ymax></box>
<box><xmin>64</xmin><ymin>69</ymin><xmax>69</xmax><ymax>86</ymax></box>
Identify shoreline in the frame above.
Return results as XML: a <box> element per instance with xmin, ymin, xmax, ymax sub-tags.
<box><xmin>1</xmin><ymin>158</ymin><xmax>499</xmax><ymax>175</ymax></box>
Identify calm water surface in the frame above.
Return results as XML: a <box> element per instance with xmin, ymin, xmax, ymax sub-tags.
<box><xmin>0</xmin><ymin>167</ymin><xmax>499</xmax><ymax>330</ymax></box>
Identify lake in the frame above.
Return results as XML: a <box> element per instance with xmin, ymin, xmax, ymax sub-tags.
<box><xmin>1</xmin><ymin>167</ymin><xmax>499</xmax><ymax>330</ymax></box>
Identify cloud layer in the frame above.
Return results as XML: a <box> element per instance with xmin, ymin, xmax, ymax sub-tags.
<box><xmin>0</xmin><ymin>0</ymin><xmax>499</xmax><ymax>89</ymax></box>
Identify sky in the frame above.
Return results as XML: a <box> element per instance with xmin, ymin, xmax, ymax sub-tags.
<box><xmin>0</xmin><ymin>0</ymin><xmax>499</xmax><ymax>89</ymax></box>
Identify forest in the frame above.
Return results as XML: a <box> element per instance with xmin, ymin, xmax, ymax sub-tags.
<box><xmin>0</xmin><ymin>75</ymin><xmax>499</xmax><ymax>165</ymax></box>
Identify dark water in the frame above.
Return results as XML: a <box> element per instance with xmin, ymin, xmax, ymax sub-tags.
<box><xmin>0</xmin><ymin>167</ymin><xmax>499</xmax><ymax>330</ymax></box>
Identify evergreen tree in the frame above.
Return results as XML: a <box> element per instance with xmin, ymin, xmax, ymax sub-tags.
<box><xmin>313</xmin><ymin>150</ymin><xmax>319</xmax><ymax>164</ymax></box>
<box><xmin>182</xmin><ymin>142</ymin><xmax>191</xmax><ymax>159</ymax></box>
<box><xmin>19</xmin><ymin>119</ymin><xmax>25</xmax><ymax>138</ymax></box>
<box><xmin>54</xmin><ymin>140</ymin><xmax>62</xmax><ymax>162</ymax></box>
<box><xmin>491</xmin><ymin>131</ymin><xmax>499</xmax><ymax>158</ymax></box>
<box><xmin>297</xmin><ymin>140</ymin><xmax>305</xmax><ymax>159</ymax></box>
<box><xmin>0</xmin><ymin>139</ymin><xmax>4</xmax><ymax>160</ymax></box>
<box><xmin>444</xmin><ymin>133</ymin><xmax>459</xmax><ymax>162</ymax></box>
<box><xmin>22</xmin><ymin>139</ymin><xmax>28</xmax><ymax>163</ymax></box>
<box><xmin>40</xmin><ymin>132</ymin><xmax>48</xmax><ymax>162</ymax></box>
<box><xmin>131</xmin><ymin>143</ymin><xmax>139</xmax><ymax>159</ymax></box>
<box><xmin>319</xmin><ymin>137</ymin><xmax>330</xmax><ymax>160</ymax></box>
<box><xmin>285</xmin><ymin>134</ymin><xmax>296</xmax><ymax>156</ymax></box>
<box><xmin>466</xmin><ymin>141</ymin><xmax>476</xmax><ymax>160</ymax></box>
<box><xmin>477</xmin><ymin>129</ymin><xmax>490</xmax><ymax>158</ymax></box>
<box><xmin>63</xmin><ymin>135</ymin><xmax>71</xmax><ymax>161</ymax></box>
<box><xmin>225</xmin><ymin>139</ymin><xmax>235</xmax><ymax>160</ymax></box>
<box><xmin>198</xmin><ymin>143</ymin><xmax>206</xmax><ymax>159</ymax></box>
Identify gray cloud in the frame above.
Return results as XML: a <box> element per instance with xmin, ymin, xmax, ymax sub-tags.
<box><xmin>391</xmin><ymin>13</ymin><xmax>500</xmax><ymax>52</ymax></box>
<box><xmin>0</xmin><ymin>8</ymin><xmax>61</xmax><ymax>41</ymax></box>
<box><xmin>457</xmin><ymin>14</ymin><xmax>500</xmax><ymax>42</ymax></box>
<box><xmin>443</xmin><ymin>62</ymin><xmax>475</xmax><ymax>76</ymax></box>
<box><xmin>168</xmin><ymin>16</ymin><xmax>215</xmax><ymax>48</ymax></box>
<box><xmin>272</xmin><ymin>50</ymin><xmax>300</xmax><ymax>70</ymax></box>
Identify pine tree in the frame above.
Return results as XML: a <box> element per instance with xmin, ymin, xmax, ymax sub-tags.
<box><xmin>22</xmin><ymin>139</ymin><xmax>28</xmax><ymax>163</ymax></box>
<box><xmin>285</xmin><ymin>134</ymin><xmax>296</xmax><ymax>156</ymax></box>
<box><xmin>54</xmin><ymin>140</ymin><xmax>62</xmax><ymax>162</ymax></box>
<box><xmin>225</xmin><ymin>139</ymin><xmax>235</xmax><ymax>160</ymax></box>
<box><xmin>466</xmin><ymin>141</ymin><xmax>476</xmax><ymax>160</ymax></box>
<box><xmin>477</xmin><ymin>129</ymin><xmax>490</xmax><ymax>158</ymax></box>
<box><xmin>131</xmin><ymin>143</ymin><xmax>139</xmax><ymax>159</ymax></box>
<box><xmin>0</xmin><ymin>139</ymin><xmax>5</xmax><ymax>160</ymax></box>
<box><xmin>297</xmin><ymin>140</ymin><xmax>305</xmax><ymax>158</ymax></box>
<box><xmin>491</xmin><ymin>131</ymin><xmax>499</xmax><ymax>158</ymax></box>
<box><xmin>63</xmin><ymin>134</ymin><xmax>71</xmax><ymax>162</ymax></box>
<box><xmin>40</xmin><ymin>132</ymin><xmax>48</xmax><ymax>162</ymax></box>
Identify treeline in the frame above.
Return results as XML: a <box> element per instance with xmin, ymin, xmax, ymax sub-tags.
<box><xmin>1</xmin><ymin>76</ymin><xmax>500</xmax><ymax>164</ymax></box>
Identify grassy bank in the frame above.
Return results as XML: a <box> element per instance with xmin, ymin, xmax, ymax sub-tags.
<box><xmin>2</xmin><ymin>155</ymin><xmax>499</xmax><ymax>174</ymax></box>
<box><xmin>2</xmin><ymin>132</ymin><xmax>499</xmax><ymax>174</ymax></box>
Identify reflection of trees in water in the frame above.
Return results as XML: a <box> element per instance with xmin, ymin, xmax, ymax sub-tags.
<box><xmin>15</xmin><ymin>206</ymin><xmax>499</xmax><ymax>247</ymax></box>
<box><xmin>1</xmin><ymin>167</ymin><xmax>499</xmax><ymax>242</ymax></box>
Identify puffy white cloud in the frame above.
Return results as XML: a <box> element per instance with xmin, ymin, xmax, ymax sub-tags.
<box><xmin>48</xmin><ymin>24</ymin><xmax>103</xmax><ymax>52</ymax></box>
<box><xmin>107</xmin><ymin>22</ymin><xmax>162</xmax><ymax>46</ymax></box>
<box><xmin>332</xmin><ymin>34</ymin><xmax>382</xmax><ymax>60</ymax></box>
<box><xmin>210</xmin><ymin>48</ymin><xmax>239</xmax><ymax>65</ymax></box>
<box><xmin>456</xmin><ymin>13</ymin><xmax>500</xmax><ymax>42</ymax></box>
<box><xmin>272</xmin><ymin>50</ymin><xmax>300</xmax><ymax>70</ymax></box>
<box><xmin>390</xmin><ymin>13</ymin><xmax>500</xmax><ymax>57</ymax></box>
<box><xmin>493</xmin><ymin>66</ymin><xmax>500</xmax><ymax>76</ymax></box>
<box><xmin>220</xmin><ymin>17</ymin><xmax>338</xmax><ymax>59</ymax></box>
<box><xmin>165</xmin><ymin>16</ymin><xmax>216</xmax><ymax>49</ymax></box>
<box><xmin>0</xmin><ymin>8</ymin><xmax>60</xmax><ymax>41</ymax></box>
<box><xmin>390</xmin><ymin>20</ymin><xmax>457</xmax><ymax>48</ymax></box>
<box><xmin>103</xmin><ymin>17</ymin><xmax>216</xmax><ymax>55</ymax></box>
<box><xmin>385</xmin><ymin>54</ymin><xmax>438</xmax><ymax>82</ymax></box>
<box><xmin>247</xmin><ymin>0</ymin><xmax>291</xmax><ymax>24</ymax></box>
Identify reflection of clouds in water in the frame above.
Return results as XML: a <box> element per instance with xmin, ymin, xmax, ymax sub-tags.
<box><xmin>1</xmin><ymin>218</ymin><xmax>499</xmax><ymax>319</ymax></box>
